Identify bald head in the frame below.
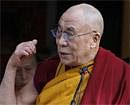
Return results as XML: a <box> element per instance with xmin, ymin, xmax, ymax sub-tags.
<box><xmin>61</xmin><ymin>3</ymin><xmax>104</xmax><ymax>36</ymax></box>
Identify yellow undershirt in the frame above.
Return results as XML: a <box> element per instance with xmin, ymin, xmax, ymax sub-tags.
<box><xmin>36</xmin><ymin>61</ymin><xmax>94</xmax><ymax>105</ymax></box>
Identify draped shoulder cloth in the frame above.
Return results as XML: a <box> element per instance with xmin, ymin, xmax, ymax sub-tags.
<box><xmin>34</xmin><ymin>47</ymin><xmax>130</xmax><ymax>104</ymax></box>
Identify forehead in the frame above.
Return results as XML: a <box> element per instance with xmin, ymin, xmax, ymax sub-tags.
<box><xmin>21</xmin><ymin>56</ymin><xmax>36</xmax><ymax>67</ymax></box>
<box><xmin>59</xmin><ymin>10</ymin><xmax>86</xmax><ymax>31</ymax></box>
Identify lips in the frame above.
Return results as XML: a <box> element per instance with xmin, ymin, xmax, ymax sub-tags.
<box><xmin>59</xmin><ymin>51</ymin><xmax>70</xmax><ymax>55</ymax></box>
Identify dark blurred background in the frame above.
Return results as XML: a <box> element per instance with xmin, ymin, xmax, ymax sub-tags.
<box><xmin>1</xmin><ymin>0</ymin><xmax>130</xmax><ymax>81</ymax></box>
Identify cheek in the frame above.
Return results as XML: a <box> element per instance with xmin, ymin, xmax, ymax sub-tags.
<box><xmin>72</xmin><ymin>39</ymin><xmax>90</xmax><ymax>56</ymax></box>
<box><xmin>23</xmin><ymin>70</ymin><xmax>34</xmax><ymax>79</ymax></box>
<box><xmin>69</xmin><ymin>42</ymin><xmax>79</xmax><ymax>58</ymax></box>
<box><xmin>16</xmin><ymin>70</ymin><xmax>23</xmax><ymax>80</ymax></box>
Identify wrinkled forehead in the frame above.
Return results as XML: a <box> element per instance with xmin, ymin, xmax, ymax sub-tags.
<box><xmin>21</xmin><ymin>56</ymin><xmax>37</xmax><ymax>67</ymax></box>
<box><xmin>58</xmin><ymin>9</ymin><xmax>86</xmax><ymax>31</ymax></box>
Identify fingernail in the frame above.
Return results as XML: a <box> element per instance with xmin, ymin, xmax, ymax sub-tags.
<box><xmin>32</xmin><ymin>39</ymin><xmax>37</xmax><ymax>45</ymax></box>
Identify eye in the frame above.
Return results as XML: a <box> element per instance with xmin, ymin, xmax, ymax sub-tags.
<box><xmin>66</xmin><ymin>27</ymin><xmax>75</xmax><ymax>35</ymax></box>
<box><xmin>23</xmin><ymin>65</ymin><xmax>33</xmax><ymax>71</ymax></box>
<box><xmin>65</xmin><ymin>31</ymin><xmax>73</xmax><ymax>36</ymax></box>
<box><xmin>63</xmin><ymin>32</ymin><xmax>74</xmax><ymax>41</ymax></box>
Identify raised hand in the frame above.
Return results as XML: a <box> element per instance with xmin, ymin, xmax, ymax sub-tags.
<box><xmin>8</xmin><ymin>39</ymin><xmax>37</xmax><ymax>68</ymax></box>
<box><xmin>0</xmin><ymin>39</ymin><xmax>38</xmax><ymax>105</ymax></box>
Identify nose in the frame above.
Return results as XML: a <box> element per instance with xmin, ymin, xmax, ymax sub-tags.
<box><xmin>56</xmin><ymin>34</ymin><xmax>68</xmax><ymax>47</ymax></box>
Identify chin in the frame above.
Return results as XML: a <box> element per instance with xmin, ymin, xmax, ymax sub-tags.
<box><xmin>60</xmin><ymin>58</ymin><xmax>72</xmax><ymax>66</ymax></box>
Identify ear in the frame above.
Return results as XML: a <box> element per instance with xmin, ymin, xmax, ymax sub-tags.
<box><xmin>92</xmin><ymin>32</ymin><xmax>101</xmax><ymax>43</ymax></box>
<box><xmin>90</xmin><ymin>32</ymin><xmax>101</xmax><ymax>49</ymax></box>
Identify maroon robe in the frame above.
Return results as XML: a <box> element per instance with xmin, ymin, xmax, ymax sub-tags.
<box><xmin>34</xmin><ymin>47</ymin><xmax>130</xmax><ymax>104</ymax></box>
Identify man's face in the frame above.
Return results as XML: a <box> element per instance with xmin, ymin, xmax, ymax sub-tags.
<box><xmin>56</xmin><ymin>11</ymin><xmax>93</xmax><ymax>66</ymax></box>
<box><xmin>15</xmin><ymin>56</ymin><xmax>37</xmax><ymax>88</ymax></box>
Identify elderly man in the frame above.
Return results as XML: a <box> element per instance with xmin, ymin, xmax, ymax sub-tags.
<box><xmin>34</xmin><ymin>3</ymin><xmax>130</xmax><ymax>105</ymax></box>
<box><xmin>0</xmin><ymin>3</ymin><xmax>130</xmax><ymax>105</ymax></box>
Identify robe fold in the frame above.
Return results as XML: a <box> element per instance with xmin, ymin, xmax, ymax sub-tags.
<box><xmin>34</xmin><ymin>47</ymin><xmax>130</xmax><ymax>104</ymax></box>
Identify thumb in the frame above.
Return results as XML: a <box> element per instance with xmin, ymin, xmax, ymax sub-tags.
<box><xmin>32</xmin><ymin>39</ymin><xmax>37</xmax><ymax>45</ymax></box>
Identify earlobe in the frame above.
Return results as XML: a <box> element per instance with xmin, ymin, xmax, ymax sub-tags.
<box><xmin>90</xmin><ymin>43</ymin><xmax>96</xmax><ymax>49</ymax></box>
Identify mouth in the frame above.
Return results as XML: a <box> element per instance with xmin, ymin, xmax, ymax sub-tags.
<box><xmin>59</xmin><ymin>51</ymin><xmax>70</xmax><ymax>56</ymax></box>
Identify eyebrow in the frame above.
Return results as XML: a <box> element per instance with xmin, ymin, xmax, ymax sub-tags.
<box><xmin>58</xmin><ymin>23</ymin><xmax>76</xmax><ymax>33</ymax></box>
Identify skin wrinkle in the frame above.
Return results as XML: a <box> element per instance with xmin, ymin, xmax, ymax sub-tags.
<box><xmin>0</xmin><ymin>39</ymin><xmax>38</xmax><ymax>105</ymax></box>
<box><xmin>64</xmin><ymin>3</ymin><xmax>104</xmax><ymax>35</ymax></box>
<box><xmin>59</xmin><ymin>17</ymin><xmax>81</xmax><ymax>34</ymax></box>
<box><xmin>0</xmin><ymin>3</ymin><xmax>107</xmax><ymax>105</ymax></box>
<box><xmin>56</xmin><ymin>3</ymin><xmax>103</xmax><ymax>67</ymax></box>
<box><xmin>15</xmin><ymin>55</ymin><xmax>37</xmax><ymax>90</ymax></box>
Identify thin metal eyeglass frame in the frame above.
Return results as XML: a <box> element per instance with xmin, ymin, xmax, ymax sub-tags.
<box><xmin>51</xmin><ymin>28</ymin><xmax>97</xmax><ymax>41</ymax></box>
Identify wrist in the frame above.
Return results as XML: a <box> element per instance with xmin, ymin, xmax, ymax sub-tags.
<box><xmin>6</xmin><ymin>63</ymin><xmax>18</xmax><ymax>72</ymax></box>
<box><xmin>7</xmin><ymin>53</ymin><xmax>21</xmax><ymax>68</ymax></box>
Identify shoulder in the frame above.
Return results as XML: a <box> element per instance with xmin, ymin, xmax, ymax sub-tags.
<box><xmin>96</xmin><ymin>47</ymin><xmax>130</xmax><ymax>69</ymax></box>
<box><xmin>83</xmin><ymin>48</ymin><xmax>130</xmax><ymax>104</ymax></box>
<box><xmin>95</xmin><ymin>48</ymin><xmax>130</xmax><ymax>99</ymax></box>
<box><xmin>95</xmin><ymin>47</ymin><xmax>130</xmax><ymax>81</ymax></box>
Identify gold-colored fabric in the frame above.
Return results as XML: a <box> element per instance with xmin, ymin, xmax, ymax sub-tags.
<box><xmin>36</xmin><ymin>61</ymin><xmax>94</xmax><ymax>105</ymax></box>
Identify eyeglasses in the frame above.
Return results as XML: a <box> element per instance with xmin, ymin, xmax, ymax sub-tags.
<box><xmin>51</xmin><ymin>28</ymin><xmax>97</xmax><ymax>42</ymax></box>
